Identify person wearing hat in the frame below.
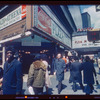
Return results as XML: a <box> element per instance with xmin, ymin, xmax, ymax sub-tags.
<box><xmin>27</xmin><ymin>54</ymin><xmax>47</xmax><ymax>95</ymax></box>
<box><xmin>2</xmin><ymin>46</ymin><xmax>23</xmax><ymax>95</ymax></box>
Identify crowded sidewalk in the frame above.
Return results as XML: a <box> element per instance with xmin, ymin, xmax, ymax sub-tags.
<box><xmin>22</xmin><ymin>64</ymin><xmax>100</xmax><ymax>95</ymax></box>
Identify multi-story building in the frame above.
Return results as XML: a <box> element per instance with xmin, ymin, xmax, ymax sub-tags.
<box><xmin>81</xmin><ymin>12</ymin><xmax>91</xmax><ymax>29</ymax></box>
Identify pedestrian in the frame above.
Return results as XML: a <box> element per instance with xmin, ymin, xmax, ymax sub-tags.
<box><xmin>54</xmin><ymin>53</ymin><xmax>66</xmax><ymax>94</ymax></box>
<box><xmin>81</xmin><ymin>56</ymin><xmax>97</xmax><ymax>95</ymax></box>
<box><xmin>70</xmin><ymin>56</ymin><xmax>84</xmax><ymax>92</ymax></box>
<box><xmin>41</xmin><ymin>54</ymin><xmax>51</xmax><ymax>94</ymax></box>
<box><xmin>68</xmin><ymin>56</ymin><xmax>73</xmax><ymax>83</ymax></box>
<box><xmin>27</xmin><ymin>54</ymin><xmax>47</xmax><ymax>95</ymax></box>
<box><xmin>3</xmin><ymin>46</ymin><xmax>23</xmax><ymax>95</ymax></box>
<box><xmin>51</xmin><ymin>54</ymin><xmax>56</xmax><ymax>75</ymax></box>
<box><xmin>97</xmin><ymin>57</ymin><xmax>100</xmax><ymax>74</ymax></box>
<box><xmin>0</xmin><ymin>67</ymin><xmax>3</xmax><ymax>95</ymax></box>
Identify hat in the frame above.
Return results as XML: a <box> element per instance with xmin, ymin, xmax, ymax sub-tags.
<box><xmin>34</xmin><ymin>54</ymin><xmax>41</xmax><ymax>60</ymax></box>
<box><xmin>6</xmin><ymin>46</ymin><xmax>16</xmax><ymax>55</ymax></box>
<box><xmin>40</xmin><ymin>54</ymin><xmax>47</xmax><ymax>60</ymax></box>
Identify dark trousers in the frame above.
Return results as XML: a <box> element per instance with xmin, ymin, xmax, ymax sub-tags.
<box><xmin>73</xmin><ymin>82</ymin><xmax>84</xmax><ymax>92</ymax></box>
<box><xmin>33</xmin><ymin>87</ymin><xmax>43</xmax><ymax>95</ymax></box>
<box><xmin>58</xmin><ymin>81</ymin><xmax>62</xmax><ymax>94</ymax></box>
<box><xmin>85</xmin><ymin>84</ymin><xmax>94</xmax><ymax>95</ymax></box>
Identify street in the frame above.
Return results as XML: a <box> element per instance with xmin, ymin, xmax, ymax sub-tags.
<box><xmin>22</xmin><ymin>65</ymin><xmax>100</xmax><ymax>95</ymax></box>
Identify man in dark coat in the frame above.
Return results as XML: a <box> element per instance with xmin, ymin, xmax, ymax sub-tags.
<box><xmin>70</xmin><ymin>56</ymin><xmax>84</xmax><ymax>92</ymax></box>
<box><xmin>54</xmin><ymin>53</ymin><xmax>66</xmax><ymax>94</ymax></box>
<box><xmin>81</xmin><ymin>56</ymin><xmax>97</xmax><ymax>95</ymax></box>
<box><xmin>3</xmin><ymin>47</ymin><xmax>23</xmax><ymax>95</ymax></box>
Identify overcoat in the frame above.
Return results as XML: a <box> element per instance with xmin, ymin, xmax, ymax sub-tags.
<box><xmin>3</xmin><ymin>59</ymin><xmax>22</xmax><ymax>94</ymax></box>
<box><xmin>54</xmin><ymin>58</ymin><xmax>66</xmax><ymax>82</ymax></box>
<box><xmin>81</xmin><ymin>61</ymin><xmax>96</xmax><ymax>84</ymax></box>
<box><xmin>70</xmin><ymin>61</ymin><xmax>82</xmax><ymax>83</ymax></box>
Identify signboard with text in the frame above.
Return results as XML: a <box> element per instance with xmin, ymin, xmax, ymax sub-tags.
<box><xmin>38</xmin><ymin>7</ymin><xmax>51</xmax><ymax>35</ymax></box>
<box><xmin>72</xmin><ymin>35</ymin><xmax>100</xmax><ymax>48</ymax></box>
<box><xmin>33</xmin><ymin>6</ymin><xmax>71</xmax><ymax>48</ymax></box>
<box><xmin>0</xmin><ymin>5</ymin><xmax>26</xmax><ymax>30</ymax></box>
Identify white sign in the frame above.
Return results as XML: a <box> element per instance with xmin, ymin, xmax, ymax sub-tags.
<box><xmin>0</xmin><ymin>5</ymin><xmax>26</xmax><ymax>30</ymax></box>
<box><xmin>72</xmin><ymin>35</ymin><xmax>100</xmax><ymax>48</ymax></box>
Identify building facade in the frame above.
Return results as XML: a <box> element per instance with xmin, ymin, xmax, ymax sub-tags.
<box><xmin>0</xmin><ymin>5</ymin><xmax>77</xmax><ymax>73</ymax></box>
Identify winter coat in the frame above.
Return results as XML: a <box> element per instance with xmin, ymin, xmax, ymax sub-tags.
<box><xmin>70</xmin><ymin>61</ymin><xmax>82</xmax><ymax>83</ymax></box>
<box><xmin>81</xmin><ymin>61</ymin><xmax>96</xmax><ymax>84</ymax></box>
<box><xmin>3</xmin><ymin>59</ymin><xmax>22</xmax><ymax>95</ymax></box>
<box><xmin>54</xmin><ymin>58</ymin><xmax>66</xmax><ymax>82</ymax></box>
<box><xmin>27</xmin><ymin>60</ymin><xmax>46</xmax><ymax>88</ymax></box>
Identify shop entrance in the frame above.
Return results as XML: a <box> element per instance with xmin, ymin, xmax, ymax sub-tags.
<box><xmin>5</xmin><ymin>34</ymin><xmax>56</xmax><ymax>74</ymax></box>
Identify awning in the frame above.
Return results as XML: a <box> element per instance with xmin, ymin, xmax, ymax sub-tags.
<box><xmin>0</xmin><ymin>31</ymin><xmax>32</xmax><ymax>44</ymax></box>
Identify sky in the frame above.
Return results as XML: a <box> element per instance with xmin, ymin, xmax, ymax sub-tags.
<box><xmin>80</xmin><ymin>5</ymin><xmax>100</xmax><ymax>29</ymax></box>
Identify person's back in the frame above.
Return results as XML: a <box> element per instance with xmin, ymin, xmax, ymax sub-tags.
<box><xmin>27</xmin><ymin>54</ymin><xmax>46</xmax><ymax>95</ymax></box>
<box><xmin>82</xmin><ymin>61</ymin><xmax>95</xmax><ymax>84</ymax></box>
<box><xmin>70</xmin><ymin>57</ymin><xmax>84</xmax><ymax>92</ymax></box>
<box><xmin>71</xmin><ymin>61</ymin><xmax>82</xmax><ymax>77</ymax></box>
<box><xmin>81</xmin><ymin>56</ymin><xmax>97</xmax><ymax>95</ymax></box>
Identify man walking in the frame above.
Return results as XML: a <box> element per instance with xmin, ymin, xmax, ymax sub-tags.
<box><xmin>81</xmin><ymin>56</ymin><xmax>97</xmax><ymax>95</ymax></box>
<box><xmin>70</xmin><ymin>56</ymin><xmax>84</xmax><ymax>92</ymax></box>
<box><xmin>54</xmin><ymin>53</ymin><xmax>66</xmax><ymax>94</ymax></box>
<box><xmin>27</xmin><ymin>54</ymin><xmax>47</xmax><ymax>95</ymax></box>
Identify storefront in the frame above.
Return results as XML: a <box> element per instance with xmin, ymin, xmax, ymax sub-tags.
<box><xmin>0</xmin><ymin>5</ymin><xmax>73</xmax><ymax>73</ymax></box>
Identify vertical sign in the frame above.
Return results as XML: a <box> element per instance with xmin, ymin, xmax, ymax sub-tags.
<box><xmin>37</xmin><ymin>7</ymin><xmax>51</xmax><ymax>35</ymax></box>
<box><xmin>21</xmin><ymin>5</ymin><xmax>26</xmax><ymax>19</ymax></box>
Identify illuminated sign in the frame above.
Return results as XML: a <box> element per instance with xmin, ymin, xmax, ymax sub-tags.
<box><xmin>87</xmin><ymin>31</ymin><xmax>100</xmax><ymax>41</ymax></box>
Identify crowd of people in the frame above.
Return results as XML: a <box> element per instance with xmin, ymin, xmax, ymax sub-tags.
<box><xmin>0</xmin><ymin>46</ymin><xmax>99</xmax><ymax>95</ymax></box>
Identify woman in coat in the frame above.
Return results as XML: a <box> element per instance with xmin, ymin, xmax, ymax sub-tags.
<box><xmin>81</xmin><ymin>56</ymin><xmax>97</xmax><ymax>95</ymax></box>
<box><xmin>54</xmin><ymin>53</ymin><xmax>66</xmax><ymax>94</ymax></box>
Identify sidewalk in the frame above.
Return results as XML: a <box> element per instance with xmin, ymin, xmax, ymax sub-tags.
<box><xmin>22</xmin><ymin>66</ymin><xmax>100</xmax><ymax>95</ymax></box>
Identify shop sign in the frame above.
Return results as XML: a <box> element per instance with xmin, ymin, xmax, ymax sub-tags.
<box><xmin>37</xmin><ymin>7</ymin><xmax>51</xmax><ymax>35</ymax></box>
<box><xmin>72</xmin><ymin>35</ymin><xmax>100</xmax><ymax>48</ymax></box>
<box><xmin>34</xmin><ymin>6</ymin><xmax>71</xmax><ymax>48</ymax></box>
<box><xmin>52</xmin><ymin>21</ymin><xmax>71</xmax><ymax>47</ymax></box>
<box><xmin>0</xmin><ymin>5</ymin><xmax>26</xmax><ymax>30</ymax></box>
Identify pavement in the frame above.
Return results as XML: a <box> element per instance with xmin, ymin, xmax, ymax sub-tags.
<box><xmin>22</xmin><ymin>64</ymin><xmax>100</xmax><ymax>95</ymax></box>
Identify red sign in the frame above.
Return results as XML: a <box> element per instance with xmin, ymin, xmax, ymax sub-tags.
<box><xmin>77</xmin><ymin>27</ymin><xmax>93</xmax><ymax>32</ymax></box>
<box><xmin>38</xmin><ymin>7</ymin><xmax>51</xmax><ymax>35</ymax></box>
<box><xmin>21</xmin><ymin>5</ymin><xmax>26</xmax><ymax>19</ymax></box>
